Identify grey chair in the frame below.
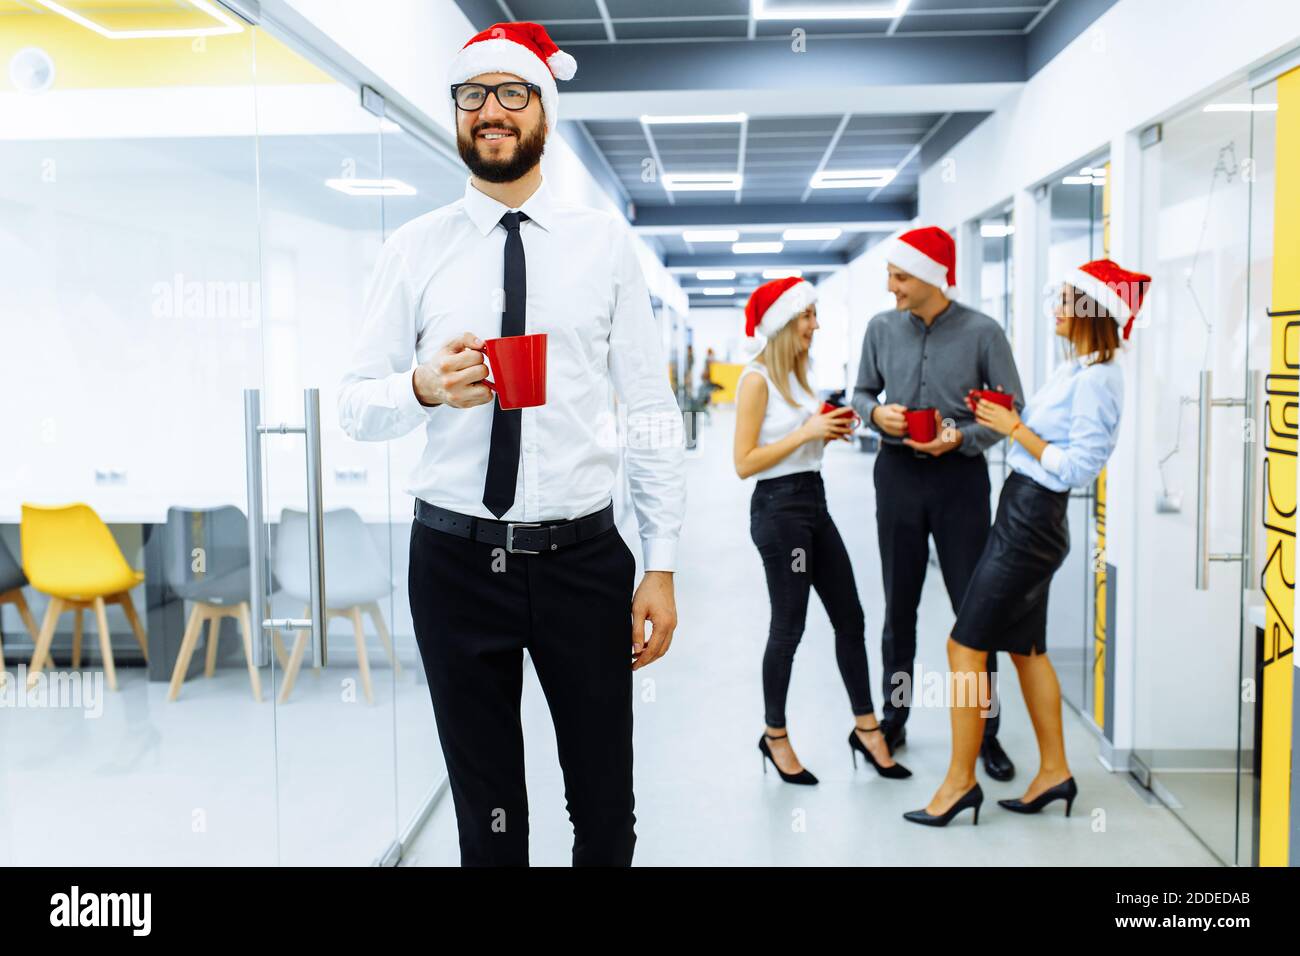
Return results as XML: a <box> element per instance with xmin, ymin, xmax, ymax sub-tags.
<box><xmin>0</xmin><ymin>538</ymin><xmax>39</xmax><ymax>685</ymax></box>
<box><xmin>273</xmin><ymin>507</ymin><xmax>398</xmax><ymax>704</ymax></box>
<box><xmin>162</xmin><ymin>506</ymin><xmax>264</xmax><ymax>702</ymax></box>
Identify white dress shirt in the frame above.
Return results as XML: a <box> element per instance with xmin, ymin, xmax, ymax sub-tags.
<box><xmin>338</xmin><ymin>176</ymin><xmax>685</xmax><ymax>571</ymax></box>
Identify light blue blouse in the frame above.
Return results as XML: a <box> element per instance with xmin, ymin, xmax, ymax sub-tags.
<box><xmin>1005</xmin><ymin>355</ymin><xmax>1124</xmax><ymax>492</ymax></box>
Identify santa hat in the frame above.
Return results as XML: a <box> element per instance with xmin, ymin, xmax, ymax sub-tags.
<box><xmin>1065</xmin><ymin>258</ymin><xmax>1152</xmax><ymax>340</ymax></box>
<box><xmin>447</xmin><ymin>22</ymin><xmax>576</xmax><ymax>136</ymax></box>
<box><xmin>886</xmin><ymin>226</ymin><xmax>958</xmax><ymax>298</ymax></box>
<box><xmin>744</xmin><ymin>277</ymin><xmax>817</xmax><ymax>338</ymax></box>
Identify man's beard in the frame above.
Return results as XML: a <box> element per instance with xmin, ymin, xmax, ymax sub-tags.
<box><xmin>458</xmin><ymin>120</ymin><xmax>546</xmax><ymax>183</ymax></box>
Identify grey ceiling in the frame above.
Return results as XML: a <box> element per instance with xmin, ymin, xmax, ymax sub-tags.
<box><xmin>495</xmin><ymin>0</ymin><xmax>1054</xmax><ymax>42</ymax></box>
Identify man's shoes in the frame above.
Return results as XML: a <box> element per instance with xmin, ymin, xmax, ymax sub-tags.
<box><xmin>980</xmin><ymin>735</ymin><xmax>1015</xmax><ymax>781</ymax></box>
<box><xmin>879</xmin><ymin>720</ymin><xmax>907</xmax><ymax>754</ymax></box>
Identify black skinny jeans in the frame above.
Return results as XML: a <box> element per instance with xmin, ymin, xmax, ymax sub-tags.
<box><xmin>749</xmin><ymin>470</ymin><xmax>874</xmax><ymax>729</ymax></box>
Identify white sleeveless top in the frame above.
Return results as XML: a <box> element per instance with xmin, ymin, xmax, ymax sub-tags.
<box><xmin>738</xmin><ymin>360</ymin><xmax>824</xmax><ymax>480</ymax></box>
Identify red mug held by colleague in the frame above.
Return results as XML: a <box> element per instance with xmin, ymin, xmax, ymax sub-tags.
<box><xmin>819</xmin><ymin>401</ymin><xmax>859</xmax><ymax>442</ymax></box>
<box><xmin>904</xmin><ymin>407</ymin><xmax>938</xmax><ymax>443</ymax></box>
<box><xmin>481</xmin><ymin>333</ymin><xmax>547</xmax><ymax>410</ymax></box>
<box><xmin>966</xmin><ymin>387</ymin><xmax>1014</xmax><ymax>412</ymax></box>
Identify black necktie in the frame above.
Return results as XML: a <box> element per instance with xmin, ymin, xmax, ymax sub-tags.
<box><xmin>482</xmin><ymin>211</ymin><xmax>529</xmax><ymax>518</ymax></box>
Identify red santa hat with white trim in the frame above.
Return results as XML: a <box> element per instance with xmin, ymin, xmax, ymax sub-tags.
<box><xmin>1064</xmin><ymin>258</ymin><xmax>1152</xmax><ymax>341</ymax></box>
<box><xmin>448</xmin><ymin>21</ymin><xmax>576</xmax><ymax>136</ymax></box>
<box><xmin>744</xmin><ymin>276</ymin><xmax>817</xmax><ymax>339</ymax></box>
<box><xmin>885</xmin><ymin>225</ymin><xmax>958</xmax><ymax>298</ymax></box>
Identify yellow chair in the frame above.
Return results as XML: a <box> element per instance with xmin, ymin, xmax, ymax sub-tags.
<box><xmin>21</xmin><ymin>503</ymin><xmax>149</xmax><ymax>691</ymax></box>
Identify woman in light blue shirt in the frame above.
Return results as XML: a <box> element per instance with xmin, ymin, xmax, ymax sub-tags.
<box><xmin>903</xmin><ymin>258</ymin><xmax>1151</xmax><ymax>828</ymax></box>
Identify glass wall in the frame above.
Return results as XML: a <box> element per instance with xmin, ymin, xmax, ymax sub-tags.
<box><xmin>0</xmin><ymin>1</ymin><xmax>458</xmax><ymax>865</ymax></box>
<box><xmin>977</xmin><ymin>209</ymin><xmax>1015</xmax><ymax>491</ymax></box>
<box><xmin>1040</xmin><ymin>154</ymin><xmax>1108</xmax><ymax>718</ymax></box>
<box><xmin>1131</xmin><ymin>79</ymin><xmax>1272</xmax><ymax>865</ymax></box>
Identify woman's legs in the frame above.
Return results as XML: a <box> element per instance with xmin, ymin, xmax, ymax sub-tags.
<box><xmin>753</xmin><ymin>501</ymin><xmax>815</xmax><ymax>774</ymax></box>
<box><xmin>810</xmin><ymin>510</ymin><xmax>895</xmax><ymax>767</ymax></box>
<box><xmin>1009</xmin><ymin>649</ymin><xmax>1073</xmax><ymax>800</ymax></box>
<box><xmin>923</xmin><ymin>637</ymin><xmax>988</xmax><ymax>814</ymax></box>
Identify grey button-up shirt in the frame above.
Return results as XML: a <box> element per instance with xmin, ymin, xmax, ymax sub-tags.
<box><xmin>851</xmin><ymin>301</ymin><xmax>1024</xmax><ymax>456</ymax></box>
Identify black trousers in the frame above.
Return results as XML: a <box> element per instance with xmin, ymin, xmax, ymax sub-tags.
<box><xmin>873</xmin><ymin>443</ymin><xmax>1001</xmax><ymax>737</ymax></box>
<box><xmin>408</xmin><ymin>517</ymin><xmax>637</xmax><ymax>867</ymax></box>
<box><xmin>750</xmin><ymin>471</ymin><xmax>874</xmax><ymax>729</ymax></box>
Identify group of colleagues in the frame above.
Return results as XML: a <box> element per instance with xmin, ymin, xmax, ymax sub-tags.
<box><xmin>735</xmin><ymin>226</ymin><xmax>1147</xmax><ymax>826</ymax></box>
<box><xmin>337</xmin><ymin>18</ymin><xmax>1150</xmax><ymax>864</ymax></box>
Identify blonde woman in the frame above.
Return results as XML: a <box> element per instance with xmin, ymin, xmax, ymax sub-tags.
<box><xmin>734</xmin><ymin>277</ymin><xmax>910</xmax><ymax>785</ymax></box>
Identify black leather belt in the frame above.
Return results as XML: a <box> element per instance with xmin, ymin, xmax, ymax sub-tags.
<box><xmin>414</xmin><ymin>499</ymin><xmax>615</xmax><ymax>554</ymax></box>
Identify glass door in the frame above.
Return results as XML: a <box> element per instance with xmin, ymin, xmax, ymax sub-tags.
<box><xmin>1041</xmin><ymin>157</ymin><xmax>1108</xmax><ymax>717</ymax></box>
<box><xmin>246</xmin><ymin>28</ymin><xmax>400</xmax><ymax>865</ymax></box>
<box><xmin>977</xmin><ymin>209</ymin><xmax>1015</xmax><ymax>496</ymax></box>
<box><xmin>375</xmin><ymin>118</ymin><xmax>467</xmax><ymax>845</ymax></box>
<box><xmin>1131</xmin><ymin>80</ymin><xmax>1270</xmax><ymax>865</ymax></box>
<box><xmin>0</xmin><ymin>1</ymin><xmax>277</xmax><ymax>864</ymax></box>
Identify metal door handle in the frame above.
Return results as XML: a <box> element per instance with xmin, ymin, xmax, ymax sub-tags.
<box><xmin>1195</xmin><ymin>370</ymin><xmax>1249</xmax><ymax>590</ymax></box>
<box><xmin>244</xmin><ymin>388</ymin><xmax>328</xmax><ymax>666</ymax></box>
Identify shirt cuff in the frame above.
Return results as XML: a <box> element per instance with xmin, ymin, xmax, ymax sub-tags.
<box><xmin>641</xmin><ymin>537</ymin><xmax>677</xmax><ymax>573</ymax></box>
<box><xmin>1039</xmin><ymin>442</ymin><xmax>1066</xmax><ymax>477</ymax></box>
<box><xmin>399</xmin><ymin>368</ymin><xmax>437</xmax><ymax>417</ymax></box>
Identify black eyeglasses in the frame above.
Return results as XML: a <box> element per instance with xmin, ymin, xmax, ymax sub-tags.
<box><xmin>451</xmin><ymin>82</ymin><xmax>541</xmax><ymax>111</ymax></box>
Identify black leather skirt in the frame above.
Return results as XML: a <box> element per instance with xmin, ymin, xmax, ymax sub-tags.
<box><xmin>950</xmin><ymin>472</ymin><xmax>1071</xmax><ymax>656</ymax></box>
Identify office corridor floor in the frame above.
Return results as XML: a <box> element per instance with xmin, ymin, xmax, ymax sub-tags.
<box><xmin>405</xmin><ymin>409</ymin><xmax>1219</xmax><ymax>867</ymax></box>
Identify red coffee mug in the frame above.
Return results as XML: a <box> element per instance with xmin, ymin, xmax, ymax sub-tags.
<box><xmin>482</xmin><ymin>333</ymin><xmax>547</xmax><ymax>410</ymax></box>
<box><xmin>967</xmin><ymin>388</ymin><xmax>1014</xmax><ymax>411</ymax></box>
<box><xmin>819</xmin><ymin>401</ymin><xmax>860</xmax><ymax>443</ymax></box>
<box><xmin>905</xmin><ymin>407</ymin><xmax>938</xmax><ymax>443</ymax></box>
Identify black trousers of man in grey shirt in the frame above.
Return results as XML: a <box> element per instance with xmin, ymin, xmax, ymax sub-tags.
<box><xmin>851</xmin><ymin>301</ymin><xmax>1025</xmax><ymax>740</ymax></box>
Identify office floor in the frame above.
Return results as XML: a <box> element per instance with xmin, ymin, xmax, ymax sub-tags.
<box><xmin>404</xmin><ymin>408</ymin><xmax>1222</xmax><ymax>867</ymax></box>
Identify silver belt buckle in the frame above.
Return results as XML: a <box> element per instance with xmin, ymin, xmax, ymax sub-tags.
<box><xmin>505</xmin><ymin>522</ymin><xmax>542</xmax><ymax>554</ymax></box>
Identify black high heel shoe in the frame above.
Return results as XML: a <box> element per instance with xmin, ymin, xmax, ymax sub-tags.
<box><xmin>849</xmin><ymin>726</ymin><xmax>912</xmax><ymax>779</ymax></box>
<box><xmin>758</xmin><ymin>732</ymin><xmax>819</xmax><ymax>785</ymax></box>
<box><xmin>902</xmin><ymin>784</ymin><xmax>984</xmax><ymax>827</ymax></box>
<box><xmin>998</xmin><ymin>777</ymin><xmax>1077</xmax><ymax>816</ymax></box>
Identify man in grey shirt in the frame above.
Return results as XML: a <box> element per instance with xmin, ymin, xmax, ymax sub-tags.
<box><xmin>851</xmin><ymin>226</ymin><xmax>1024</xmax><ymax>782</ymax></box>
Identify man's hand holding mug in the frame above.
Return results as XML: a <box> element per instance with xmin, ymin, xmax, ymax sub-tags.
<box><xmin>413</xmin><ymin>332</ymin><xmax>493</xmax><ymax>408</ymax></box>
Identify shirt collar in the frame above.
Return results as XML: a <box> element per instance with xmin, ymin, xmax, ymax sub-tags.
<box><xmin>909</xmin><ymin>299</ymin><xmax>957</xmax><ymax>329</ymax></box>
<box><xmin>463</xmin><ymin>175</ymin><xmax>554</xmax><ymax>236</ymax></box>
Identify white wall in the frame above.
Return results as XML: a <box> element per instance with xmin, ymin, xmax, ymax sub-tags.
<box><xmin>918</xmin><ymin>0</ymin><xmax>1300</xmax><ymax>231</ymax></box>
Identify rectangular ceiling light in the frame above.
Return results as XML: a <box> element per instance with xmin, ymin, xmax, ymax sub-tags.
<box><xmin>1204</xmin><ymin>103</ymin><xmax>1278</xmax><ymax>112</ymax></box>
<box><xmin>752</xmin><ymin>0</ymin><xmax>909</xmax><ymax>20</ymax></box>
<box><xmin>35</xmin><ymin>0</ymin><xmax>244</xmax><ymax>39</ymax></box>
<box><xmin>642</xmin><ymin>113</ymin><xmax>748</xmax><ymax>125</ymax></box>
<box><xmin>763</xmin><ymin>269</ymin><xmax>803</xmax><ymax>279</ymax></box>
<box><xmin>1060</xmin><ymin>175</ymin><xmax>1105</xmax><ymax>186</ymax></box>
<box><xmin>979</xmin><ymin>224</ymin><xmax>1015</xmax><ymax>238</ymax></box>
<box><xmin>683</xmin><ymin>230</ymin><xmax>740</xmax><ymax>243</ymax></box>
<box><xmin>733</xmin><ymin>241</ymin><xmax>784</xmax><ymax>254</ymax></box>
<box><xmin>782</xmin><ymin>227</ymin><xmax>841</xmax><ymax>241</ymax></box>
<box><xmin>326</xmin><ymin>178</ymin><xmax>417</xmax><ymax>197</ymax></box>
<box><xmin>810</xmin><ymin>169</ymin><xmax>896</xmax><ymax>190</ymax></box>
<box><xmin>663</xmin><ymin>173</ymin><xmax>743</xmax><ymax>192</ymax></box>
<box><xmin>702</xmin><ymin>287</ymin><xmax>737</xmax><ymax>296</ymax></box>
<box><xmin>697</xmin><ymin>270</ymin><xmax>737</xmax><ymax>280</ymax></box>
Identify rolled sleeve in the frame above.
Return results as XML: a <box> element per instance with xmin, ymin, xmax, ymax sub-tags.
<box><xmin>607</xmin><ymin>231</ymin><xmax>685</xmax><ymax>573</ymax></box>
<box><xmin>338</xmin><ymin>239</ymin><xmax>436</xmax><ymax>441</ymax></box>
